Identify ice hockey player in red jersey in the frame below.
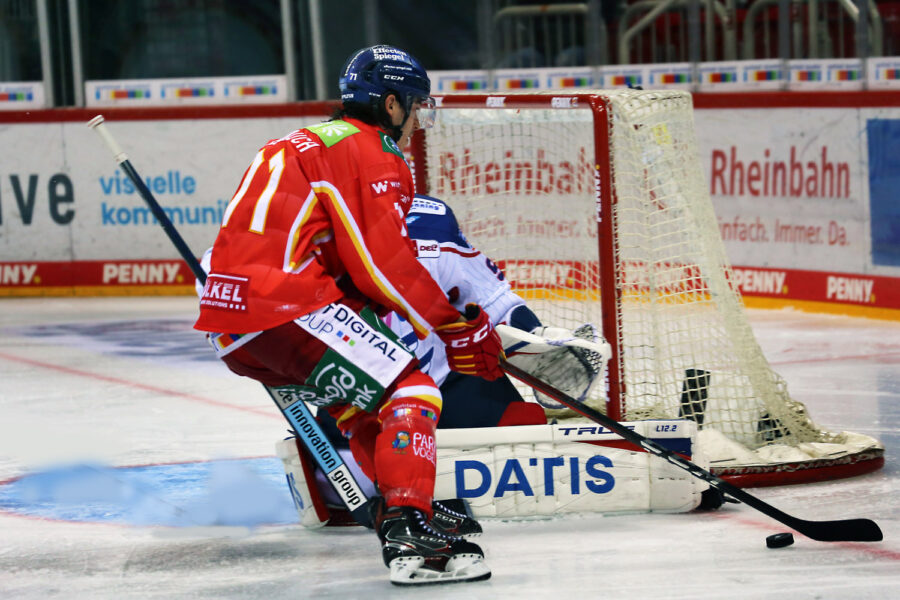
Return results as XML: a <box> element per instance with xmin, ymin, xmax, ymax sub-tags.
<box><xmin>194</xmin><ymin>45</ymin><xmax>500</xmax><ymax>585</ymax></box>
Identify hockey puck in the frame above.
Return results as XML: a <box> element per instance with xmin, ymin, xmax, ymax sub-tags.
<box><xmin>766</xmin><ymin>533</ymin><xmax>794</xmax><ymax>548</ymax></box>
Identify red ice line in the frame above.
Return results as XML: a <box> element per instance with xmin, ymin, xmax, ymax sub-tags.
<box><xmin>0</xmin><ymin>350</ymin><xmax>279</xmax><ymax>420</ymax></box>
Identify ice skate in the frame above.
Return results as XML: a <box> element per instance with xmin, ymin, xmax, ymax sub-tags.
<box><xmin>430</xmin><ymin>498</ymin><xmax>482</xmax><ymax>538</ymax></box>
<box><xmin>375</xmin><ymin>503</ymin><xmax>490</xmax><ymax>586</ymax></box>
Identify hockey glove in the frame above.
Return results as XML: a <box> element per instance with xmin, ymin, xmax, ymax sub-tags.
<box><xmin>436</xmin><ymin>304</ymin><xmax>505</xmax><ymax>381</ymax></box>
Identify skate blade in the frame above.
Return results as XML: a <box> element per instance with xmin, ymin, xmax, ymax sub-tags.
<box><xmin>389</xmin><ymin>554</ymin><xmax>491</xmax><ymax>586</ymax></box>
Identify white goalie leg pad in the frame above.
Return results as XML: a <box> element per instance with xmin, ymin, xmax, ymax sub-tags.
<box><xmin>389</xmin><ymin>554</ymin><xmax>491</xmax><ymax>586</ymax></box>
<box><xmin>275</xmin><ymin>437</ymin><xmax>331</xmax><ymax>528</ymax></box>
<box><xmin>276</xmin><ymin>437</ymin><xmax>380</xmax><ymax>527</ymax></box>
<box><xmin>433</xmin><ymin>420</ymin><xmax>707</xmax><ymax>518</ymax></box>
<box><xmin>277</xmin><ymin>419</ymin><xmax>709</xmax><ymax>525</ymax></box>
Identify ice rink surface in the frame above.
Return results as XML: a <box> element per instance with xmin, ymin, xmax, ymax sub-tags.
<box><xmin>1</xmin><ymin>297</ymin><xmax>898</xmax><ymax>599</ymax></box>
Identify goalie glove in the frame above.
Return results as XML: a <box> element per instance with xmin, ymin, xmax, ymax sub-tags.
<box><xmin>499</xmin><ymin>323</ymin><xmax>610</xmax><ymax>408</ymax></box>
<box><xmin>435</xmin><ymin>304</ymin><xmax>505</xmax><ymax>381</ymax></box>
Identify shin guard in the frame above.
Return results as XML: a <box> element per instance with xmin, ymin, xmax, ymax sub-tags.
<box><xmin>374</xmin><ymin>372</ymin><xmax>442</xmax><ymax>516</ymax></box>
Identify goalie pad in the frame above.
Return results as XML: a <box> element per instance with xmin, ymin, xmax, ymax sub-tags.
<box><xmin>276</xmin><ymin>435</ymin><xmax>380</xmax><ymax>528</ymax></box>
<box><xmin>277</xmin><ymin>419</ymin><xmax>706</xmax><ymax>526</ymax></box>
<box><xmin>498</xmin><ymin>323</ymin><xmax>611</xmax><ymax>409</ymax></box>
<box><xmin>434</xmin><ymin>420</ymin><xmax>708</xmax><ymax>517</ymax></box>
<box><xmin>274</xmin><ymin>437</ymin><xmax>333</xmax><ymax>528</ymax></box>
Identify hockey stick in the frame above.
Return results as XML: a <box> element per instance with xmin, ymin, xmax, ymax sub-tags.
<box><xmin>87</xmin><ymin>115</ymin><xmax>371</xmax><ymax>527</ymax></box>
<box><xmin>496</xmin><ymin>324</ymin><xmax>611</xmax><ymax>362</ymax></box>
<box><xmin>500</xmin><ymin>359</ymin><xmax>883</xmax><ymax>543</ymax></box>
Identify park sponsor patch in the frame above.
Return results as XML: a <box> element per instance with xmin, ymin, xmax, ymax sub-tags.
<box><xmin>412</xmin><ymin>431</ymin><xmax>436</xmax><ymax>463</ymax></box>
<box><xmin>392</xmin><ymin>431</ymin><xmax>411</xmax><ymax>451</ymax></box>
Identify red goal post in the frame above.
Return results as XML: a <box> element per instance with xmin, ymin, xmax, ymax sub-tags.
<box><xmin>410</xmin><ymin>90</ymin><xmax>884</xmax><ymax>487</ymax></box>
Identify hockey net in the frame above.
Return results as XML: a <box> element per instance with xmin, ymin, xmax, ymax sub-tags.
<box><xmin>412</xmin><ymin>89</ymin><xmax>883</xmax><ymax>487</ymax></box>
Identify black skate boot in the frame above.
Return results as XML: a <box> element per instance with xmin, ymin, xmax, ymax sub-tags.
<box><xmin>374</xmin><ymin>501</ymin><xmax>490</xmax><ymax>586</ymax></box>
<box><xmin>430</xmin><ymin>498</ymin><xmax>482</xmax><ymax>538</ymax></box>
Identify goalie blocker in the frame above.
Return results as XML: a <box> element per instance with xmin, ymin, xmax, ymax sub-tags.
<box><xmin>277</xmin><ymin>418</ymin><xmax>712</xmax><ymax>526</ymax></box>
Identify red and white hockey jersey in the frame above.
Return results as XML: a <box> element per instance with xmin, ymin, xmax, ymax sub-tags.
<box><xmin>194</xmin><ymin>118</ymin><xmax>459</xmax><ymax>336</ymax></box>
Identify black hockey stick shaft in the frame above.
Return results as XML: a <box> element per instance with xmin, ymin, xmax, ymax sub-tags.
<box><xmin>501</xmin><ymin>359</ymin><xmax>882</xmax><ymax>543</ymax></box>
<box><xmin>87</xmin><ymin>115</ymin><xmax>372</xmax><ymax>527</ymax></box>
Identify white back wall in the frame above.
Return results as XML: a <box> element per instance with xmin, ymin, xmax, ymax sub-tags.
<box><xmin>1</xmin><ymin>94</ymin><xmax>898</xmax><ymax>317</ymax></box>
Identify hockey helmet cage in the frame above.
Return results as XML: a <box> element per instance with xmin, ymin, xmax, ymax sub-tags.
<box><xmin>339</xmin><ymin>45</ymin><xmax>434</xmax><ymax>127</ymax></box>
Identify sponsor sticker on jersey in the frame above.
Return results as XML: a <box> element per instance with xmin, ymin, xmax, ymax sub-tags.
<box><xmin>415</xmin><ymin>239</ymin><xmax>441</xmax><ymax>259</ymax></box>
<box><xmin>410</xmin><ymin>197</ymin><xmax>447</xmax><ymax>215</ymax></box>
<box><xmin>305</xmin><ymin>120</ymin><xmax>360</xmax><ymax>148</ymax></box>
<box><xmin>306</xmin><ymin>350</ymin><xmax>385</xmax><ymax>411</ymax></box>
<box><xmin>208</xmin><ymin>331</ymin><xmax>261</xmax><ymax>358</ymax></box>
<box><xmin>279</xmin><ymin>129</ymin><xmax>321</xmax><ymax>153</ymax></box>
<box><xmin>199</xmin><ymin>273</ymin><xmax>250</xmax><ymax>313</ymax></box>
<box><xmin>380</xmin><ymin>131</ymin><xmax>404</xmax><ymax>159</ymax></box>
<box><xmin>370</xmin><ymin>178</ymin><xmax>401</xmax><ymax>196</ymax></box>
<box><xmin>295</xmin><ymin>303</ymin><xmax>414</xmax><ymax>392</ymax></box>
<box><xmin>268</xmin><ymin>353</ymin><xmax>385</xmax><ymax>412</ymax></box>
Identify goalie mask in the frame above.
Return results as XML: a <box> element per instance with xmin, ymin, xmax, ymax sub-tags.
<box><xmin>339</xmin><ymin>45</ymin><xmax>436</xmax><ymax>140</ymax></box>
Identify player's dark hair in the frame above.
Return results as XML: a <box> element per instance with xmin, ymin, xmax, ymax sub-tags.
<box><xmin>331</xmin><ymin>94</ymin><xmax>387</xmax><ymax>125</ymax></box>
<box><xmin>331</xmin><ymin>91</ymin><xmax>403</xmax><ymax>139</ymax></box>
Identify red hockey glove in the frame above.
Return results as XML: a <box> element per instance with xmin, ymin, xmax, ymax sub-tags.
<box><xmin>435</xmin><ymin>304</ymin><xmax>505</xmax><ymax>381</ymax></box>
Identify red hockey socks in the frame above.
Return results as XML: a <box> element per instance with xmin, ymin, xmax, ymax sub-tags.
<box><xmin>373</xmin><ymin>372</ymin><xmax>442</xmax><ymax>517</ymax></box>
<box><xmin>344</xmin><ymin>412</ymin><xmax>380</xmax><ymax>483</ymax></box>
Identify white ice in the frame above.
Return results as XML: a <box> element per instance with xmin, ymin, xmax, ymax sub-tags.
<box><xmin>1</xmin><ymin>297</ymin><xmax>898</xmax><ymax>599</ymax></box>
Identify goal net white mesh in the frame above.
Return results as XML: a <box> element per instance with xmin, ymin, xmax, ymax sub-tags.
<box><xmin>418</xmin><ymin>89</ymin><xmax>882</xmax><ymax>485</ymax></box>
